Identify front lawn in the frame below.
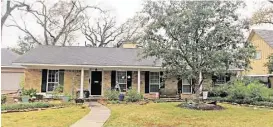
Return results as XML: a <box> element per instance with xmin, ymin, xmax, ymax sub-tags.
<box><xmin>105</xmin><ymin>102</ymin><xmax>273</xmax><ymax>127</ymax></box>
<box><xmin>1</xmin><ymin>105</ymin><xmax>90</xmax><ymax>127</ymax></box>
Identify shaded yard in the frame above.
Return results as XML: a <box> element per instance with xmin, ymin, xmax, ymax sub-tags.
<box><xmin>1</xmin><ymin>106</ymin><xmax>90</xmax><ymax>127</ymax></box>
<box><xmin>105</xmin><ymin>102</ymin><xmax>273</xmax><ymax>127</ymax></box>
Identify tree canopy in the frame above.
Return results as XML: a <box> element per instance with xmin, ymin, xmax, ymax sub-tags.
<box><xmin>140</xmin><ymin>1</ymin><xmax>255</xmax><ymax>94</ymax></box>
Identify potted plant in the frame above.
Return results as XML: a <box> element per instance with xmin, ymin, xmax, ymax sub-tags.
<box><xmin>21</xmin><ymin>88</ymin><xmax>37</xmax><ymax>103</ymax></box>
<box><xmin>62</xmin><ymin>93</ymin><xmax>71</xmax><ymax>102</ymax></box>
<box><xmin>52</xmin><ymin>85</ymin><xmax>64</xmax><ymax>99</ymax></box>
<box><xmin>119</xmin><ymin>93</ymin><xmax>125</xmax><ymax>101</ymax></box>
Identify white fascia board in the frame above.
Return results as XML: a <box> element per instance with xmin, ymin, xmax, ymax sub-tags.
<box><xmin>14</xmin><ymin>63</ymin><xmax>163</xmax><ymax>69</ymax></box>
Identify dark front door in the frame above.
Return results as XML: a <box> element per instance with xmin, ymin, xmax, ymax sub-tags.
<box><xmin>91</xmin><ymin>71</ymin><xmax>102</xmax><ymax>95</ymax></box>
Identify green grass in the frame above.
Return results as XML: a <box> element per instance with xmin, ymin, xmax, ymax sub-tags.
<box><xmin>1</xmin><ymin>105</ymin><xmax>90</xmax><ymax>127</ymax></box>
<box><xmin>105</xmin><ymin>102</ymin><xmax>273</xmax><ymax>127</ymax></box>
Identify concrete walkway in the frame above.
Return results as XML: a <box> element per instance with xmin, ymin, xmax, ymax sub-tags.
<box><xmin>71</xmin><ymin>102</ymin><xmax>111</xmax><ymax>127</ymax></box>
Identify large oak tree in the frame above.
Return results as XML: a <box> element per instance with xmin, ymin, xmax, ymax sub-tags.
<box><xmin>140</xmin><ymin>1</ymin><xmax>255</xmax><ymax>98</ymax></box>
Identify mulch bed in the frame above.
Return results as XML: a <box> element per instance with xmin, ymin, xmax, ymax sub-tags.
<box><xmin>97</xmin><ymin>99</ymin><xmax>150</xmax><ymax>106</ymax></box>
<box><xmin>178</xmin><ymin>103</ymin><xmax>225</xmax><ymax>110</ymax></box>
<box><xmin>1</xmin><ymin>106</ymin><xmax>65</xmax><ymax>114</ymax></box>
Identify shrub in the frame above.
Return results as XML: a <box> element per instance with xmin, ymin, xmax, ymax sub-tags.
<box><xmin>125</xmin><ymin>89</ymin><xmax>143</xmax><ymax>102</ymax></box>
<box><xmin>246</xmin><ymin>81</ymin><xmax>272</xmax><ymax>101</ymax></box>
<box><xmin>22</xmin><ymin>88</ymin><xmax>37</xmax><ymax>97</ymax></box>
<box><xmin>52</xmin><ymin>85</ymin><xmax>64</xmax><ymax>99</ymax></box>
<box><xmin>208</xmin><ymin>85</ymin><xmax>229</xmax><ymax>97</ymax></box>
<box><xmin>227</xmin><ymin>80</ymin><xmax>248</xmax><ymax>100</ymax></box>
<box><xmin>1</xmin><ymin>95</ymin><xmax>7</xmax><ymax>104</ymax></box>
<box><xmin>105</xmin><ymin>90</ymin><xmax>119</xmax><ymax>101</ymax></box>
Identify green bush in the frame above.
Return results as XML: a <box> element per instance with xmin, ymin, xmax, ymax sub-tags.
<box><xmin>246</xmin><ymin>81</ymin><xmax>272</xmax><ymax>101</ymax></box>
<box><xmin>227</xmin><ymin>80</ymin><xmax>248</xmax><ymax>100</ymax></box>
<box><xmin>105</xmin><ymin>90</ymin><xmax>119</xmax><ymax>101</ymax></box>
<box><xmin>1</xmin><ymin>95</ymin><xmax>7</xmax><ymax>104</ymax></box>
<box><xmin>125</xmin><ymin>89</ymin><xmax>143</xmax><ymax>102</ymax></box>
<box><xmin>52</xmin><ymin>85</ymin><xmax>64</xmax><ymax>99</ymax></box>
<box><xmin>22</xmin><ymin>88</ymin><xmax>37</xmax><ymax>97</ymax></box>
<box><xmin>209</xmin><ymin>79</ymin><xmax>273</xmax><ymax>105</ymax></box>
<box><xmin>208</xmin><ymin>85</ymin><xmax>230</xmax><ymax>97</ymax></box>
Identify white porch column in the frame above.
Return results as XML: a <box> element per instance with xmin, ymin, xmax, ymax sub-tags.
<box><xmin>137</xmin><ymin>69</ymin><xmax>141</xmax><ymax>93</ymax></box>
<box><xmin>80</xmin><ymin>68</ymin><xmax>84</xmax><ymax>99</ymax></box>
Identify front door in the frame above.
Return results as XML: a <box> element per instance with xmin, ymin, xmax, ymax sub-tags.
<box><xmin>91</xmin><ymin>71</ymin><xmax>102</xmax><ymax>95</ymax></box>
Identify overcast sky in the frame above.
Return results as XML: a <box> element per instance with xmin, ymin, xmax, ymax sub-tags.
<box><xmin>1</xmin><ymin>0</ymin><xmax>273</xmax><ymax>48</ymax></box>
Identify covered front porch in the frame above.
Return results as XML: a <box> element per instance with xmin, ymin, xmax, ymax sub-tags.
<box><xmin>24</xmin><ymin>64</ymin><xmax>168</xmax><ymax>99</ymax></box>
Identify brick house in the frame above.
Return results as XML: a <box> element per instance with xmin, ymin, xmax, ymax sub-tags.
<box><xmin>13</xmin><ymin>43</ymin><xmax>242</xmax><ymax>99</ymax></box>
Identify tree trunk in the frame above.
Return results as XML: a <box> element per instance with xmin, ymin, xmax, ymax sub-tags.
<box><xmin>194</xmin><ymin>71</ymin><xmax>203</xmax><ymax>103</ymax></box>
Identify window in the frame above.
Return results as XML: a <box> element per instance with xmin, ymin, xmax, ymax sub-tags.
<box><xmin>182</xmin><ymin>79</ymin><xmax>191</xmax><ymax>94</ymax></box>
<box><xmin>149</xmin><ymin>72</ymin><xmax>160</xmax><ymax>92</ymax></box>
<box><xmin>47</xmin><ymin>70</ymin><xmax>59</xmax><ymax>92</ymax></box>
<box><xmin>255</xmin><ymin>51</ymin><xmax>261</xmax><ymax>60</ymax></box>
<box><xmin>215</xmin><ymin>75</ymin><xmax>226</xmax><ymax>84</ymax></box>
<box><xmin>116</xmin><ymin>71</ymin><xmax>127</xmax><ymax>92</ymax></box>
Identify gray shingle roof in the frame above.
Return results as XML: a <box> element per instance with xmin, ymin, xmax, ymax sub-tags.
<box><xmin>1</xmin><ymin>48</ymin><xmax>22</xmax><ymax>67</ymax></box>
<box><xmin>253</xmin><ymin>29</ymin><xmax>273</xmax><ymax>48</ymax></box>
<box><xmin>14</xmin><ymin>46</ymin><xmax>161</xmax><ymax>67</ymax></box>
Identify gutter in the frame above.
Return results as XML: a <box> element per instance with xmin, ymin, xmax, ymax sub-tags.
<box><xmin>12</xmin><ymin>63</ymin><xmax>162</xmax><ymax>69</ymax></box>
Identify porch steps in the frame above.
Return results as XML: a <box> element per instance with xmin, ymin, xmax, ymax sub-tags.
<box><xmin>84</xmin><ymin>96</ymin><xmax>104</xmax><ymax>102</ymax></box>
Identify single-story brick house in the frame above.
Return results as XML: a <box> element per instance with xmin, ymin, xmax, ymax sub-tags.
<box><xmin>13</xmin><ymin>43</ymin><xmax>242</xmax><ymax>99</ymax></box>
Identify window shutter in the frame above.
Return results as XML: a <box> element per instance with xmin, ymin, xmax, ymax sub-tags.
<box><xmin>59</xmin><ymin>70</ymin><xmax>65</xmax><ymax>92</ymax></box>
<box><xmin>127</xmin><ymin>71</ymin><xmax>132</xmax><ymax>89</ymax></box>
<box><xmin>41</xmin><ymin>69</ymin><xmax>48</xmax><ymax>92</ymax></box>
<box><xmin>226</xmin><ymin>73</ymin><xmax>231</xmax><ymax>82</ymax></box>
<box><xmin>111</xmin><ymin>71</ymin><xmax>116</xmax><ymax>90</ymax></box>
<box><xmin>160</xmin><ymin>71</ymin><xmax>164</xmax><ymax>88</ymax></box>
<box><xmin>145</xmin><ymin>71</ymin><xmax>150</xmax><ymax>93</ymax></box>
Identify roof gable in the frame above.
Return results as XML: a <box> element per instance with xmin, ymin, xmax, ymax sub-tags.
<box><xmin>248</xmin><ymin>29</ymin><xmax>273</xmax><ymax>48</ymax></box>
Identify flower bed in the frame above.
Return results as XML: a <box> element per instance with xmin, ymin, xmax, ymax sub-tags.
<box><xmin>1</xmin><ymin>102</ymin><xmax>77</xmax><ymax>113</ymax></box>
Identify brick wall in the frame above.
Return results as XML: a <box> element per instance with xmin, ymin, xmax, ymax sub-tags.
<box><xmin>103</xmin><ymin>71</ymin><xmax>111</xmax><ymax>95</ymax></box>
<box><xmin>63</xmin><ymin>70</ymin><xmax>89</xmax><ymax>95</ymax></box>
<box><xmin>24</xmin><ymin>69</ymin><xmax>42</xmax><ymax>92</ymax></box>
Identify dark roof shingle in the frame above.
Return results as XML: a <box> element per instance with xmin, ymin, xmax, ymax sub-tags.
<box><xmin>253</xmin><ymin>29</ymin><xmax>273</xmax><ymax>48</ymax></box>
<box><xmin>1</xmin><ymin>48</ymin><xmax>21</xmax><ymax>67</ymax></box>
<box><xmin>14</xmin><ymin>46</ymin><xmax>161</xmax><ymax>67</ymax></box>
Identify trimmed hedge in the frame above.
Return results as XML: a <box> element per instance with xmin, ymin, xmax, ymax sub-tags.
<box><xmin>1</xmin><ymin>102</ymin><xmax>75</xmax><ymax>111</ymax></box>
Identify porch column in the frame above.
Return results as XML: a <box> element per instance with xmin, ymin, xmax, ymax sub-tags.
<box><xmin>80</xmin><ymin>68</ymin><xmax>84</xmax><ymax>99</ymax></box>
<box><xmin>138</xmin><ymin>69</ymin><xmax>140</xmax><ymax>93</ymax></box>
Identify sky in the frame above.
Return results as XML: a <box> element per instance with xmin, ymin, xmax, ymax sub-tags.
<box><xmin>1</xmin><ymin>0</ymin><xmax>273</xmax><ymax>48</ymax></box>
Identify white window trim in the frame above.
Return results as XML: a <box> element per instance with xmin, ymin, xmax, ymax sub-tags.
<box><xmin>116</xmin><ymin>71</ymin><xmax>127</xmax><ymax>92</ymax></box>
<box><xmin>182</xmin><ymin>79</ymin><xmax>192</xmax><ymax>94</ymax></box>
<box><xmin>149</xmin><ymin>72</ymin><xmax>160</xmax><ymax>93</ymax></box>
<box><xmin>46</xmin><ymin>70</ymin><xmax>59</xmax><ymax>92</ymax></box>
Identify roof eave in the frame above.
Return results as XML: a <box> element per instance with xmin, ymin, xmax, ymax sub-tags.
<box><xmin>13</xmin><ymin>63</ymin><xmax>162</xmax><ymax>69</ymax></box>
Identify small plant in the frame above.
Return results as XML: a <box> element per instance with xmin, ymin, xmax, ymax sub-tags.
<box><xmin>125</xmin><ymin>89</ymin><xmax>143</xmax><ymax>102</ymax></box>
<box><xmin>21</xmin><ymin>88</ymin><xmax>37</xmax><ymax>97</ymax></box>
<box><xmin>1</xmin><ymin>95</ymin><xmax>7</xmax><ymax>104</ymax></box>
<box><xmin>105</xmin><ymin>90</ymin><xmax>119</xmax><ymax>101</ymax></box>
<box><xmin>52</xmin><ymin>85</ymin><xmax>63</xmax><ymax>99</ymax></box>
